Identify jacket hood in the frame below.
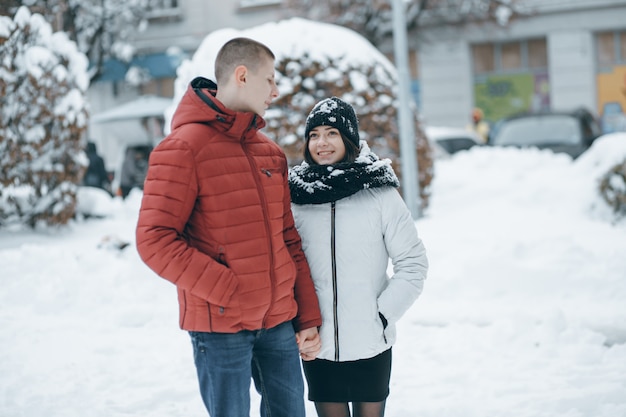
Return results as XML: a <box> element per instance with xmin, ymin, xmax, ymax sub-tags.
<box><xmin>170</xmin><ymin>76</ymin><xmax>266</xmax><ymax>137</ymax></box>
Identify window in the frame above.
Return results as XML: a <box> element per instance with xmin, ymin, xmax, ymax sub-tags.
<box><xmin>472</xmin><ymin>39</ymin><xmax>550</xmax><ymax>122</ymax></box>
<box><xmin>528</xmin><ymin>39</ymin><xmax>548</xmax><ymax>68</ymax></box>
<box><xmin>596</xmin><ymin>30</ymin><xmax>626</xmax><ymax>65</ymax></box>
<box><xmin>472</xmin><ymin>44</ymin><xmax>494</xmax><ymax>74</ymax></box>
<box><xmin>597</xmin><ymin>32</ymin><xmax>616</xmax><ymax>66</ymax></box>
<box><xmin>501</xmin><ymin>42</ymin><xmax>522</xmax><ymax>70</ymax></box>
<box><xmin>148</xmin><ymin>0</ymin><xmax>178</xmax><ymax>9</ymax></box>
<box><xmin>146</xmin><ymin>0</ymin><xmax>181</xmax><ymax>21</ymax></box>
<box><xmin>141</xmin><ymin>78</ymin><xmax>175</xmax><ymax>98</ymax></box>
<box><xmin>472</xmin><ymin>39</ymin><xmax>547</xmax><ymax>74</ymax></box>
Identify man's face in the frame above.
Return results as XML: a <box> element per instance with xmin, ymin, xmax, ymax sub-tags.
<box><xmin>242</xmin><ymin>57</ymin><xmax>279</xmax><ymax>116</ymax></box>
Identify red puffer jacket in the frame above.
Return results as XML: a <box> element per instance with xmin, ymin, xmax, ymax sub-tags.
<box><xmin>136</xmin><ymin>77</ymin><xmax>321</xmax><ymax>333</ymax></box>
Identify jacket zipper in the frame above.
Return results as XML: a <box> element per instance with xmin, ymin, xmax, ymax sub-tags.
<box><xmin>331</xmin><ymin>202</ymin><xmax>339</xmax><ymax>361</ymax></box>
<box><xmin>241</xmin><ymin>129</ymin><xmax>275</xmax><ymax>327</ymax></box>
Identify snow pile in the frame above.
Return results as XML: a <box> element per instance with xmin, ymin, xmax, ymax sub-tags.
<box><xmin>1</xmin><ymin>135</ymin><xmax>625</xmax><ymax>417</ymax></box>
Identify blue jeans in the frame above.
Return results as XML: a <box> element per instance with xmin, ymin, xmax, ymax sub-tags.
<box><xmin>189</xmin><ymin>321</ymin><xmax>306</xmax><ymax>417</ymax></box>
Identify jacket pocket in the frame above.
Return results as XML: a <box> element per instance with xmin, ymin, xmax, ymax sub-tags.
<box><xmin>260</xmin><ymin>167</ymin><xmax>285</xmax><ymax>189</ymax></box>
<box><xmin>207</xmin><ymin>295</ymin><xmax>243</xmax><ymax>332</ymax></box>
<box><xmin>260</xmin><ymin>167</ymin><xmax>283</xmax><ymax>178</ymax></box>
<box><xmin>379</xmin><ymin>312</ymin><xmax>388</xmax><ymax>344</ymax></box>
<box><xmin>208</xmin><ymin>246</ymin><xmax>243</xmax><ymax>329</ymax></box>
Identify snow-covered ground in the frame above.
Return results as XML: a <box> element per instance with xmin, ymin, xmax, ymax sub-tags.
<box><xmin>1</xmin><ymin>134</ymin><xmax>626</xmax><ymax>417</ymax></box>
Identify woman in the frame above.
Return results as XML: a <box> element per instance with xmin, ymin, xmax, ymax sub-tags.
<box><xmin>289</xmin><ymin>97</ymin><xmax>429</xmax><ymax>417</ymax></box>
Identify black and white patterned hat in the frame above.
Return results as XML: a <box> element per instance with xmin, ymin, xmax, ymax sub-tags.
<box><xmin>304</xmin><ymin>97</ymin><xmax>360</xmax><ymax>147</ymax></box>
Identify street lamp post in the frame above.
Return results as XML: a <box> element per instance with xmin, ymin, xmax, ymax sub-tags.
<box><xmin>392</xmin><ymin>0</ymin><xmax>421</xmax><ymax>219</ymax></box>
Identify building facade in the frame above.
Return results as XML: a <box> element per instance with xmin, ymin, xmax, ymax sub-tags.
<box><xmin>88</xmin><ymin>0</ymin><xmax>283</xmax><ymax>110</ymax></box>
<box><xmin>88</xmin><ymin>0</ymin><xmax>626</xmax><ymax>174</ymax></box>
<box><xmin>412</xmin><ymin>0</ymin><xmax>626</xmax><ymax>132</ymax></box>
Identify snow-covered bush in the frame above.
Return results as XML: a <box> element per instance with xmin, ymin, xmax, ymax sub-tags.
<box><xmin>0</xmin><ymin>7</ymin><xmax>89</xmax><ymax>228</ymax></box>
<box><xmin>599</xmin><ymin>158</ymin><xmax>626</xmax><ymax>218</ymax></box>
<box><xmin>575</xmin><ymin>133</ymin><xmax>626</xmax><ymax>222</ymax></box>
<box><xmin>266</xmin><ymin>53</ymin><xmax>433</xmax><ymax>208</ymax></box>
<box><xmin>170</xmin><ymin>18</ymin><xmax>433</xmax><ymax>208</ymax></box>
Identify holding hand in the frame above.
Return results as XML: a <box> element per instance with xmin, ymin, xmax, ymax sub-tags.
<box><xmin>295</xmin><ymin>327</ymin><xmax>321</xmax><ymax>361</ymax></box>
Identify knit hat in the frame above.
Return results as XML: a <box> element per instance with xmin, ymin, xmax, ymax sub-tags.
<box><xmin>304</xmin><ymin>97</ymin><xmax>360</xmax><ymax>147</ymax></box>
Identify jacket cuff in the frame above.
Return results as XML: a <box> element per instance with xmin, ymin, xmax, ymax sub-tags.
<box><xmin>292</xmin><ymin>317</ymin><xmax>323</xmax><ymax>333</ymax></box>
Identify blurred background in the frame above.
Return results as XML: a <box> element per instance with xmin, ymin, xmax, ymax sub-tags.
<box><xmin>82</xmin><ymin>1</ymin><xmax>626</xmax><ymax>176</ymax></box>
<box><xmin>2</xmin><ymin>0</ymin><xmax>626</xmax><ymax>221</ymax></box>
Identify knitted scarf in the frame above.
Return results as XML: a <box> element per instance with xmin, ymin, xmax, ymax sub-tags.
<box><xmin>289</xmin><ymin>142</ymin><xmax>400</xmax><ymax>205</ymax></box>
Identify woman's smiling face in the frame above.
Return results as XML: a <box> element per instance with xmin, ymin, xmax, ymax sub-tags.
<box><xmin>307</xmin><ymin>126</ymin><xmax>346</xmax><ymax>165</ymax></box>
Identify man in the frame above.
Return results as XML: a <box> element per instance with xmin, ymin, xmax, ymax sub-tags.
<box><xmin>135</xmin><ymin>37</ymin><xmax>322</xmax><ymax>417</ymax></box>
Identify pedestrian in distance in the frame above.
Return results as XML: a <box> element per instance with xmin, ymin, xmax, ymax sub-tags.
<box><xmin>83</xmin><ymin>141</ymin><xmax>111</xmax><ymax>194</ymax></box>
<box><xmin>289</xmin><ymin>97</ymin><xmax>429</xmax><ymax>417</ymax></box>
<box><xmin>135</xmin><ymin>37</ymin><xmax>322</xmax><ymax>417</ymax></box>
<box><xmin>466</xmin><ymin>107</ymin><xmax>490</xmax><ymax>144</ymax></box>
<box><xmin>119</xmin><ymin>147</ymin><xmax>149</xmax><ymax>199</ymax></box>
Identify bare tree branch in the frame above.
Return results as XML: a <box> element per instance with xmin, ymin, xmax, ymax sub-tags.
<box><xmin>283</xmin><ymin>0</ymin><xmax>530</xmax><ymax>46</ymax></box>
<box><xmin>1</xmin><ymin>0</ymin><xmax>159</xmax><ymax>81</ymax></box>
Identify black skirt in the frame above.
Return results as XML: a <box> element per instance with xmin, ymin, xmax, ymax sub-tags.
<box><xmin>302</xmin><ymin>348</ymin><xmax>392</xmax><ymax>403</ymax></box>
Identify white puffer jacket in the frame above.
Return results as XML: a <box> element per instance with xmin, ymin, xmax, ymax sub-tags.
<box><xmin>291</xmin><ymin>186</ymin><xmax>428</xmax><ymax>362</ymax></box>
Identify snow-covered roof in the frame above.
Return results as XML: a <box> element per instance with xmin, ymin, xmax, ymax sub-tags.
<box><xmin>91</xmin><ymin>96</ymin><xmax>172</xmax><ymax>123</ymax></box>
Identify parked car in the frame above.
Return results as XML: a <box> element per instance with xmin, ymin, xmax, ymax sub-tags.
<box><xmin>488</xmin><ymin>108</ymin><xmax>602</xmax><ymax>158</ymax></box>
<box><xmin>425</xmin><ymin>126</ymin><xmax>482</xmax><ymax>158</ymax></box>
